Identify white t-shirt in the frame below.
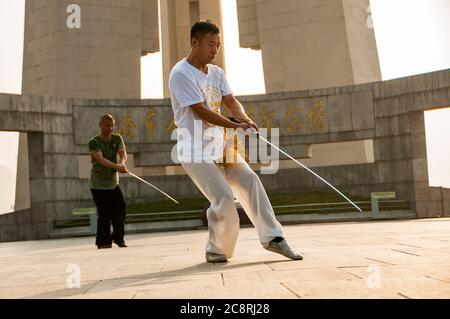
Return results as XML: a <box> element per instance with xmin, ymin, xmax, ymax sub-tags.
<box><xmin>169</xmin><ymin>58</ymin><xmax>233</xmax><ymax>162</ymax></box>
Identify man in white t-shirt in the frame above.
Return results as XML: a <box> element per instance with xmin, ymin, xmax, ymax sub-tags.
<box><xmin>169</xmin><ymin>20</ymin><xmax>303</xmax><ymax>263</ymax></box>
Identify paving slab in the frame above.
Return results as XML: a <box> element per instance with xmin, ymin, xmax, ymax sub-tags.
<box><xmin>1</xmin><ymin>218</ymin><xmax>450</xmax><ymax>299</ymax></box>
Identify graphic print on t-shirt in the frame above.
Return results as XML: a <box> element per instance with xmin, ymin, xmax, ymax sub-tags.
<box><xmin>203</xmin><ymin>85</ymin><xmax>222</xmax><ymax>113</ymax></box>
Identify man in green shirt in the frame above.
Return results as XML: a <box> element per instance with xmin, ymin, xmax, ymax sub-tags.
<box><xmin>88</xmin><ymin>114</ymin><xmax>128</xmax><ymax>249</ymax></box>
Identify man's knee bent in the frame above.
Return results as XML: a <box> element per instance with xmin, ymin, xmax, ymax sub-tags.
<box><xmin>208</xmin><ymin>193</ymin><xmax>237</xmax><ymax>221</ymax></box>
<box><xmin>242</xmin><ymin>170</ymin><xmax>261</xmax><ymax>188</ymax></box>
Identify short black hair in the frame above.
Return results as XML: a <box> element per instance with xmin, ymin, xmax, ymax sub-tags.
<box><xmin>191</xmin><ymin>20</ymin><xmax>220</xmax><ymax>41</ymax></box>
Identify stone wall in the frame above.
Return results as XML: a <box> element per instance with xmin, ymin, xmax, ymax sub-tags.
<box><xmin>1</xmin><ymin>69</ymin><xmax>450</xmax><ymax>241</ymax></box>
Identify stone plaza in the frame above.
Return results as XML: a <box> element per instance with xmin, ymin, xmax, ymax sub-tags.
<box><xmin>1</xmin><ymin>218</ymin><xmax>449</xmax><ymax>299</ymax></box>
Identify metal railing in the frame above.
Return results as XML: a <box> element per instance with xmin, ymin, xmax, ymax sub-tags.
<box><xmin>274</xmin><ymin>200</ymin><xmax>409</xmax><ymax>214</ymax></box>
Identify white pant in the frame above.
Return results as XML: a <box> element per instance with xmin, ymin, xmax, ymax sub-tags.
<box><xmin>181</xmin><ymin>158</ymin><xmax>284</xmax><ymax>258</ymax></box>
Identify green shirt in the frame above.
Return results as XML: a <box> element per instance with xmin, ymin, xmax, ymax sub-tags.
<box><xmin>88</xmin><ymin>133</ymin><xmax>125</xmax><ymax>189</ymax></box>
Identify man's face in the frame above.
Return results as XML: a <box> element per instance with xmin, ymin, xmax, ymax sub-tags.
<box><xmin>100</xmin><ymin>119</ymin><xmax>114</xmax><ymax>136</ymax></box>
<box><xmin>192</xmin><ymin>32</ymin><xmax>221</xmax><ymax>64</ymax></box>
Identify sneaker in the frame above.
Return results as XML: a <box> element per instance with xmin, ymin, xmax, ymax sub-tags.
<box><xmin>205</xmin><ymin>252</ymin><xmax>228</xmax><ymax>263</ymax></box>
<box><xmin>97</xmin><ymin>244</ymin><xmax>112</xmax><ymax>249</ymax></box>
<box><xmin>263</xmin><ymin>239</ymin><xmax>303</xmax><ymax>260</ymax></box>
<box><xmin>114</xmin><ymin>241</ymin><xmax>127</xmax><ymax>248</ymax></box>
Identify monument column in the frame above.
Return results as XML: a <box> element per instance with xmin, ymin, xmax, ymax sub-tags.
<box><xmin>160</xmin><ymin>0</ymin><xmax>225</xmax><ymax>98</ymax></box>
<box><xmin>237</xmin><ymin>0</ymin><xmax>382</xmax><ymax>93</ymax></box>
<box><xmin>22</xmin><ymin>0</ymin><xmax>159</xmax><ymax>99</ymax></box>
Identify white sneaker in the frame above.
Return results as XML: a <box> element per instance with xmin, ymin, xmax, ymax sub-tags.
<box><xmin>205</xmin><ymin>252</ymin><xmax>228</xmax><ymax>263</ymax></box>
<box><xmin>263</xmin><ymin>239</ymin><xmax>303</xmax><ymax>260</ymax></box>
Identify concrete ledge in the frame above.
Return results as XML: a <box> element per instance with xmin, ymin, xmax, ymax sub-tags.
<box><xmin>278</xmin><ymin>210</ymin><xmax>416</xmax><ymax>224</ymax></box>
<box><xmin>48</xmin><ymin>219</ymin><xmax>204</xmax><ymax>239</ymax></box>
<box><xmin>48</xmin><ymin>210</ymin><xmax>415</xmax><ymax>239</ymax></box>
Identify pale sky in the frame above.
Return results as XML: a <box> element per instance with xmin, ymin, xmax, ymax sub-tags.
<box><xmin>0</xmin><ymin>0</ymin><xmax>24</xmax><ymax>94</ymax></box>
<box><xmin>425</xmin><ymin>108</ymin><xmax>450</xmax><ymax>187</ymax></box>
<box><xmin>0</xmin><ymin>0</ymin><xmax>450</xmax><ymax>212</ymax></box>
<box><xmin>0</xmin><ymin>133</ymin><xmax>18</xmax><ymax>173</ymax></box>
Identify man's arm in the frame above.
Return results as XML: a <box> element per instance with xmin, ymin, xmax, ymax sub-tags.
<box><xmin>91</xmin><ymin>151</ymin><xmax>127</xmax><ymax>173</ymax></box>
<box><xmin>118</xmin><ymin>148</ymin><xmax>128</xmax><ymax>172</ymax></box>
<box><xmin>222</xmin><ymin>94</ymin><xmax>259</xmax><ymax>131</ymax></box>
<box><xmin>191</xmin><ymin>102</ymin><xmax>250</xmax><ymax>130</ymax></box>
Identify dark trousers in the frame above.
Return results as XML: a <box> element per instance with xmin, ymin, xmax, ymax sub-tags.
<box><xmin>90</xmin><ymin>186</ymin><xmax>126</xmax><ymax>246</ymax></box>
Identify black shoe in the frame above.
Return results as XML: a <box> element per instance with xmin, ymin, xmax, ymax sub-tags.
<box><xmin>97</xmin><ymin>244</ymin><xmax>112</xmax><ymax>249</ymax></box>
<box><xmin>114</xmin><ymin>241</ymin><xmax>127</xmax><ymax>248</ymax></box>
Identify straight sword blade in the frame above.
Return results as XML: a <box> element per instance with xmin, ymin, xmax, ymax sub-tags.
<box><xmin>257</xmin><ymin>134</ymin><xmax>363</xmax><ymax>213</ymax></box>
<box><xmin>128</xmin><ymin>172</ymin><xmax>180</xmax><ymax>205</ymax></box>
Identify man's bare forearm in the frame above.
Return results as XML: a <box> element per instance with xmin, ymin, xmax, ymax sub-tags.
<box><xmin>119</xmin><ymin>151</ymin><xmax>127</xmax><ymax>165</ymax></box>
<box><xmin>97</xmin><ymin>157</ymin><xmax>117</xmax><ymax>169</ymax></box>
<box><xmin>227</xmin><ymin>100</ymin><xmax>249</xmax><ymax>122</ymax></box>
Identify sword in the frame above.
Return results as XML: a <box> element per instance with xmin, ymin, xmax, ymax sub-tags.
<box><xmin>239</xmin><ymin>124</ymin><xmax>363</xmax><ymax>213</ymax></box>
<box><xmin>127</xmin><ymin>171</ymin><xmax>180</xmax><ymax>205</ymax></box>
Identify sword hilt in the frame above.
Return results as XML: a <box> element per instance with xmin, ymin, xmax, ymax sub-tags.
<box><xmin>229</xmin><ymin>117</ymin><xmax>259</xmax><ymax>137</ymax></box>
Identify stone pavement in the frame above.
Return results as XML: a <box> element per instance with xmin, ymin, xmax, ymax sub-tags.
<box><xmin>1</xmin><ymin>218</ymin><xmax>450</xmax><ymax>299</ymax></box>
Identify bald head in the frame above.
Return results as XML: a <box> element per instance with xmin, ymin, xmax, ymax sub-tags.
<box><xmin>99</xmin><ymin>113</ymin><xmax>115</xmax><ymax>138</ymax></box>
<box><xmin>99</xmin><ymin>113</ymin><xmax>115</xmax><ymax>125</ymax></box>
